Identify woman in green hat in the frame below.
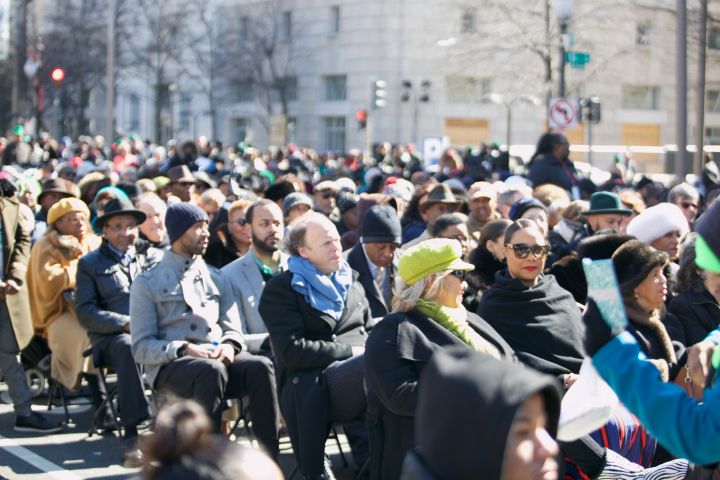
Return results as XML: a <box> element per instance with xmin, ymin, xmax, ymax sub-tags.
<box><xmin>364</xmin><ymin>238</ymin><xmax>514</xmax><ymax>480</ymax></box>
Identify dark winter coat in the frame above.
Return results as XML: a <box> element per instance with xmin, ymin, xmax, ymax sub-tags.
<box><xmin>668</xmin><ymin>289</ymin><xmax>720</xmax><ymax>347</ymax></box>
<box><xmin>345</xmin><ymin>242</ymin><xmax>398</xmax><ymax>319</ymax></box>
<box><xmin>476</xmin><ymin>270</ymin><xmax>586</xmax><ymax>377</ymax></box>
<box><xmin>364</xmin><ymin>309</ymin><xmax>514</xmax><ymax>480</ymax></box>
<box><xmin>527</xmin><ymin>153</ymin><xmax>578</xmax><ymax>192</ymax></box>
<box><xmin>259</xmin><ymin>269</ymin><xmax>373</xmax><ymax>475</ymax></box>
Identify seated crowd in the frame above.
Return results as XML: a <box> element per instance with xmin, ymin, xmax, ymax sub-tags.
<box><xmin>2</xmin><ymin>131</ymin><xmax>720</xmax><ymax>480</ymax></box>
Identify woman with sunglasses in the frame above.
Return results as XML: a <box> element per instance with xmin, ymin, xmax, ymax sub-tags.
<box><xmin>364</xmin><ymin>238</ymin><xmax>514</xmax><ymax>480</ymax></box>
<box><xmin>477</xmin><ymin>219</ymin><xmax>585</xmax><ymax>386</ymax></box>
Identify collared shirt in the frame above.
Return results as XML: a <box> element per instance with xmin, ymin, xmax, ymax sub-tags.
<box><xmin>251</xmin><ymin>249</ymin><xmax>283</xmax><ymax>283</ymax></box>
<box><xmin>106</xmin><ymin>241</ymin><xmax>136</xmax><ymax>266</ymax></box>
<box><xmin>362</xmin><ymin>242</ymin><xmax>385</xmax><ymax>286</ymax></box>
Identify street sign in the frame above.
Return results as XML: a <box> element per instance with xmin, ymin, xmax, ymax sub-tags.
<box><xmin>548</xmin><ymin>97</ymin><xmax>579</xmax><ymax>130</ymax></box>
<box><xmin>565</xmin><ymin>51</ymin><xmax>590</xmax><ymax>66</ymax></box>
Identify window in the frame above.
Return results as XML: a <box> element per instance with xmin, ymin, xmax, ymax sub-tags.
<box><xmin>330</xmin><ymin>6</ymin><xmax>340</xmax><ymax>34</ymax></box>
<box><xmin>706</xmin><ymin>127</ymin><xmax>720</xmax><ymax>144</ymax></box>
<box><xmin>636</xmin><ymin>22</ymin><xmax>650</xmax><ymax>46</ymax></box>
<box><xmin>708</xmin><ymin>90</ymin><xmax>720</xmax><ymax>113</ymax></box>
<box><xmin>271</xmin><ymin>76</ymin><xmax>298</xmax><ymax>103</ymax></box>
<box><xmin>179</xmin><ymin>91</ymin><xmax>192</xmax><ymax>131</ymax></box>
<box><xmin>322</xmin><ymin>117</ymin><xmax>345</xmax><ymax>152</ymax></box>
<box><xmin>324</xmin><ymin>75</ymin><xmax>347</xmax><ymax>101</ymax></box>
<box><xmin>233</xmin><ymin>118</ymin><xmax>250</xmax><ymax>143</ymax></box>
<box><xmin>235</xmin><ymin>80</ymin><xmax>254</xmax><ymax>103</ymax></box>
<box><xmin>710</xmin><ymin>27</ymin><xmax>720</xmax><ymax>50</ymax></box>
<box><xmin>621</xmin><ymin>85</ymin><xmax>660</xmax><ymax>110</ymax></box>
<box><xmin>461</xmin><ymin>7</ymin><xmax>478</xmax><ymax>34</ymax></box>
<box><xmin>287</xmin><ymin>116</ymin><xmax>297</xmax><ymax>144</ymax></box>
<box><xmin>128</xmin><ymin>94</ymin><xmax>141</xmax><ymax>132</ymax></box>
<box><xmin>445</xmin><ymin>76</ymin><xmax>490</xmax><ymax>103</ymax></box>
<box><xmin>281</xmin><ymin>11</ymin><xmax>291</xmax><ymax>41</ymax></box>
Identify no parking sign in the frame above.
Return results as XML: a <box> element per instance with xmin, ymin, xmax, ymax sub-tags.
<box><xmin>548</xmin><ymin>98</ymin><xmax>579</xmax><ymax>130</ymax></box>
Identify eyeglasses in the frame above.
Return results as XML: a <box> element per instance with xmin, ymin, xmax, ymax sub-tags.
<box><xmin>232</xmin><ymin>219</ymin><xmax>248</xmax><ymax>226</ymax></box>
<box><xmin>449</xmin><ymin>270</ymin><xmax>468</xmax><ymax>280</ymax></box>
<box><xmin>505</xmin><ymin>243</ymin><xmax>550</xmax><ymax>259</ymax></box>
<box><xmin>320</xmin><ymin>191</ymin><xmax>335</xmax><ymax>200</ymax></box>
<box><xmin>444</xmin><ymin>235</ymin><xmax>468</xmax><ymax>243</ymax></box>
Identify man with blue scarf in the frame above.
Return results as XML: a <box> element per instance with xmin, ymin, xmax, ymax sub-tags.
<box><xmin>260</xmin><ymin>212</ymin><xmax>373</xmax><ymax>480</ymax></box>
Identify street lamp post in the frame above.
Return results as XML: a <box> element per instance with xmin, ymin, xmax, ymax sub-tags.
<box><xmin>552</xmin><ymin>0</ymin><xmax>575</xmax><ymax>98</ymax></box>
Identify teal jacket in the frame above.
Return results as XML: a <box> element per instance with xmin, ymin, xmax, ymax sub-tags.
<box><xmin>592</xmin><ymin>330</ymin><xmax>720</xmax><ymax>465</ymax></box>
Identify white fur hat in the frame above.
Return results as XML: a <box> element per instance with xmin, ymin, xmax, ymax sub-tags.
<box><xmin>626</xmin><ymin>202</ymin><xmax>689</xmax><ymax>244</ymax></box>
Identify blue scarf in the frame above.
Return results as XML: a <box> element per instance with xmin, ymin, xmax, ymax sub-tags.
<box><xmin>288</xmin><ymin>255</ymin><xmax>353</xmax><ymax>321</ymax></box>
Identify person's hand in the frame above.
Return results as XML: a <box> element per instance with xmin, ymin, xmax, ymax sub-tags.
<box><xmin>211</xmin><ymin>343</ymin><xmax>235</xmax><ymax>365</ymax></box>
<box><xmin>122</xmin><ymin>323</ymin><xmax>131</xmax><ymax>334</ymax></box>
<box><xmin>351</xmin><ymin>346</ymin><xmax>365</xmax><ymax>357</ymax></box>
<box><xmin>3</xmin><ymin>279</ymin><xmax>19</xmax><ymax>296</ymax></box>
<box><xmin>687</xmin><ymin>340</ymin><xmax>717</xmax><ymax>388</ymax></box>
<box><xmin>582</xmin><ymin>299</ymin><xmax>617</xmax><ymax>356</ymax></box>
<box><xmin>184</xmin><ymin>343</ymin><xmax>214</xmax><ymax>359</ymax></box>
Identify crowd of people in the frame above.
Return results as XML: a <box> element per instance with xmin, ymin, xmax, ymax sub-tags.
<box><xmin>1</xmin><ymin>127</ymin><xmax>720</xmax><ymax>480</ymax></box>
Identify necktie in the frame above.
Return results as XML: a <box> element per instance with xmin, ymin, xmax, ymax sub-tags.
<box><xmin>375</xmin><ymin>266</ymin><xmax>384</xmax><ymax>289</ymax></box>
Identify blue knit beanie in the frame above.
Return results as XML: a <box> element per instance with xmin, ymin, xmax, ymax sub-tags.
<box><xmin>165</xmin><ymin>202</ymin><xmax>208</xmax><ymax>244</ymax></box>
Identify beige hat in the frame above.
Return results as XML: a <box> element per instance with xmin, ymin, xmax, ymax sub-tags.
<box><xmin>468</xmin><ymin>182</ymin><xmax>496</xmax><ymax>200</ymax></box>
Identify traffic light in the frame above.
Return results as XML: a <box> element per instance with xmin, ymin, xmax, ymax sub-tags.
<box><xmin>356</xmin><ymin>109</ymin><xmax>367</xmax><ymax>129</ymax></box>
<box><xmin>51</xmin><ymin>68</ymin><xmax>65</xmax><ymax>88</ymax></box>
<box><xmin>580</xmin><ymin>96</ymin><xmax>601</xmax><ymax>124</ymax></box>
<box><xmin>373</xmin><ymin>80</ymin><xmax>387</xmax><ymax>109</ymax></box>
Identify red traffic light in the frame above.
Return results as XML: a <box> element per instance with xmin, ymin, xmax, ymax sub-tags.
<box><xmin>355</xmin><ymin>109</ymin><xmax>367</xmax><ymax>122</ymax></box>
<box><xmin>51</xmin><ymin>68</ymin><xmax>65</xmax><ymax>82</ymax></box>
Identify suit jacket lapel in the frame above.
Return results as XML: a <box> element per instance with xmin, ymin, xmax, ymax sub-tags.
<box><xmin>348</xmin><ymin>244</ymin><xmax>386</xmax><ymax>310</ymax></box>
<box><xmin>240</xmin><ymin>253</ymin><xmax>264</xmax><ymax>301</ymax></box>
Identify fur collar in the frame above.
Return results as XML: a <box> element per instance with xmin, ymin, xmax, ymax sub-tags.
<box><xmin>624</xmin><ymin>298</ymin><xmax>677</xmax><ymax>366</ymax></box>
<box><xmin>45</xmin><ymin>229</ymin><xmax>86</xmax><ymax>260</ymax></box>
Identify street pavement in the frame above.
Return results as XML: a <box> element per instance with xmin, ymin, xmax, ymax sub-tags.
<box><xmin>0</xmin><ymin>384</ymin><xmax>358</xmax><ymax>479</ymax></box>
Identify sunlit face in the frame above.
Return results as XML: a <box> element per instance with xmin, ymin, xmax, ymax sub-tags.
<box><xmin>588</xmin><ymin>213</ymin><xmax>624</xmax><ymax>232</ymax></box>
<box><xmin>313</xmin><ymin>189</ymin><xmax>336</xmax><ymax>215</ymax></box>
<box><xmin>251</xmin><ymin>204</ymin><xmax>284</xmax><ymax>254</ymax></box>
<box><xmin>437</xmin><ymin>223</ymin><xmax>470</xmax><ymax>257</ymax></box>
<box><xmin>651</xmin><ymin>231</ymin><xmax>682</xmax><ymax>261</ymax></box>
<box><xmin>176</xmin><ymin>221</ymin><xmax>210</xmax><ymax>256</ymax></box>
<box><xmin>364</xmin><ymin>242</ymin><xmax>397</xmax><ymax>269</ymax></box>
<box><xmin>520</xmin><ymin>208</ymin><xmax>548</xmax><ymax>238</ymax></box>
<box><xmin>428</xmin><ymin>270</ymin><xmax>467</xmax><ymax>308</ymax></box>
<box><xmin>55</xmin><ymin>211</ymin><xmax>88</xmax><ymax>240</ymax></box>
<box><xmin>138</xmin><ymin>202</ymin><xmax>166</xmax><ymax>244</ymax></box>
<box><xmin>470</xmin><ymin>196</ymin><xmax>496</xmax><ymax>223</ymax></box>
<box><xmin>501</xmin><ymin>394</ymin><xmax>559</xmax><ymax>480</ymax></box>
<box><xmin>228</xmin><ymin>207</ymin><xmax>252</xmax><ymax>247</ymax></box>
<box><xmin>102</xmin><ymin>214</ymin><xmax>139</xmax><ymax>253</ymax></box>
<box><xmin>674</xmin><ymin>196</ymin><xmax>698</xmax><ymax>225</ymax></box>
<box><xmin>505</xmin><ymin>228</ymin><xmax>548</xmax><ymax>286</ymax></box>
<box><xmin>298</xmin><ymin>219</ymin><xmax>343</xmax><ymax>275</ymax></box>
<box><xmin>634</xmin><ymin>265</ymin><xmax>667</xmax><ymax>311</ymax></box>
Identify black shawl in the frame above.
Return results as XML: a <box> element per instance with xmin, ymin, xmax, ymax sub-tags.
<box><xmin>476</xmin><ymin>270</ymin><xmax>585</xmax><ymax>377</ymax></box>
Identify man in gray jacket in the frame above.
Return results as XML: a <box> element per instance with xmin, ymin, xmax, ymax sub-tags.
<box><xmin>130</xmin><ymin>202</ymin><xmax>279</xmax><ymax>458</ymax></box>
<box><xmin>76</xmin><ymin>197</ymin><xmax>159</xmax><ymax>467</ymax></box>
<box><xmin>222</xmin><ymin>199</ymin><xmax>288</xmax><ymax>355</ymax></box>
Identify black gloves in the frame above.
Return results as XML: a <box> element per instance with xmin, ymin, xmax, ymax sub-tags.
<box><xmin>582</xmin><ymin>299</ymin><xmax>615</xmax><ymax>356</ymax></box>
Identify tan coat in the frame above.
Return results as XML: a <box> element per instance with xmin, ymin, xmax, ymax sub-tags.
<box><xmin>27</xmin><ymin>230</ymin><xmax>100</xmax><ymax>334</ymax></box>
<box><xmin>1</xmin><ymin>197</ymin><xmax>35</xmax><ymax>350</ymax></box>
<box><xmin>27</xmin><ymin>228</ymin><xmax>100</xmax><ymax>390</ymax></box>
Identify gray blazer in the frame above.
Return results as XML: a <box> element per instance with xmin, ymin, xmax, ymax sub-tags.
<box><xmin>130</xmin><ymin>250</ymin><xmax>245</xmax><ymax>386</ymax></box>
<box><xmin>221</xmin><ymin>250</ymin><xmax>288</xmax><ymax>353</ymax></box>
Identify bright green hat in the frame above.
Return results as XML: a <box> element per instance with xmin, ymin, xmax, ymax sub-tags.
<box><xmin>696</xmin><ymin>234</ymin><xmax>720</xmax><ymax>273</ymax></box>
<box><xmin>153</xmin><ymin>176</ymin><xmax>171</xmax><ymax>190</ymax></box>
<box><xmin>398</xmin><ymin>238</ymin><xmax>474</xmax><ymax>286</ymax></box>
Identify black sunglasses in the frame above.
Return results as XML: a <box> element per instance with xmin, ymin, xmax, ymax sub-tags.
<box><xmin>506</xmin><ymin>243</ymin><xmax>550</xmax><ymax>259</ymax></box>
<box><xmin>449</xmin><ymin>270</ymin><xmax>468</xmax><ymax>280</ymax></box>
<box><xmin>233</xmin><ymin>219</ymin><xmax>248</xmax><ymax>226</ymax></box>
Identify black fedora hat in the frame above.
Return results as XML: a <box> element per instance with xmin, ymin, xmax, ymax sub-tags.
<box><xmin>95</xmin><ymin>197</ymin><xmax>147</xmax><ymax>229</ymax></box>
<box><xmin>583</xmin><ymin>191</ymin><xmax>632</xmax><ymax>216</ymax></box>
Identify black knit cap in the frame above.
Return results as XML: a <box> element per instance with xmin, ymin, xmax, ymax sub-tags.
<box><xmin>166</xmin><ymin>202</ymin><xmax>209</xmax><ymax>244</ymax></box>
<box><xmin>509</xmin><ymin>198</ymin><xmax>546</xmax><ymax>221</ymax></box>
<box><xmin>336</xmin><ymin>191</ymin><xmax>359</xmax><ymax>215</ymax></box>
<box><xmin>362</xmin><ymin>204</ymin><xmax>401</xmax><ymax>245</ymax></box>
<box><xmin>264</xmin><ymin>180</ymin><xmax>296</xmax><ymax>202</ymax></box>
<box><xmin>611</xmin><ymin>239</ymin><xmax>669</xmax><ymax>297</ymax></box>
